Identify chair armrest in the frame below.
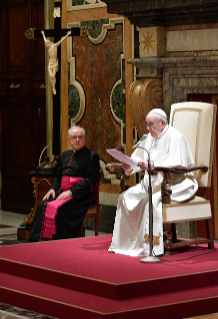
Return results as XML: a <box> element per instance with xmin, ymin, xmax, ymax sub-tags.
<box><xmin>105</xmin><ymin>162</ymin><xmax>122</xmax><ymax>173</ymax></box>
<box><xmin>151</xmin><ymin>165</ymin><xmax>208</xmax><ymax>204</ymax></box>
<box><xmin>152</xmin><ymin>165</ymin><xmax>208</xmax><ymax>175</ymax></box>
<box><xmin>105</xmin><ymin>163</ymin><xmax>130</xmax><ymax>193</ymax></box>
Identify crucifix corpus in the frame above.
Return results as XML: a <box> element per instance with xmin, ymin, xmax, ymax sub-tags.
<box><xmin>41</xmin><ymin>29</ymin><xmax>71</xmax><ymax>95</ymax></box>
<box><xmin>24</xmin><ymin>0</ymin><xmax>90</xmax><ymax>156</ymax></box>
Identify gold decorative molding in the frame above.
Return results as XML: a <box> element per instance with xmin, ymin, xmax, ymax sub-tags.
<box><xmin>144</xmin><ymin>233</ymin><xmax>161</xmax><ymax>246</ymax></box>
<box><xmin>24</xmin><ymin>28</ymin><xmax>35</xmax><ymax>40</ymax></box>
<box><xmin>80</xmin><ymin>26</ymin><xmax>91</xmax><ymax>38</ymax></box>
<box><xmin>23</xmin><ymin>177</ymin><xmax>52</xmax><ymax>224</ymax></box>
<box><xmin>10</xmin><ymin>84</ymin><xmax>20</xmax><ymax>89</ymax></box>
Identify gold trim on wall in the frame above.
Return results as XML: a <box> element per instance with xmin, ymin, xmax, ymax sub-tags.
<box><xmin>44</xmin><ymin>0</ymin><xmax>54</xmax><ymax>156</ymax></box>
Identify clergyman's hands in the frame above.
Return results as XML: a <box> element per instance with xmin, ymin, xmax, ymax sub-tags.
<box><xmin>43</xmin><ymin>189</ymin><xmax>55</xmax><ymax>200</ymax></box>
<box><xmin>57</xmin><ymin>190</ymin><xmax>72</xmax><ymax>200</ymax></box>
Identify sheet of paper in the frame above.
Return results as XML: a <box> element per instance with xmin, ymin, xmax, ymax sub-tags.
<box><xmin>106</xmin><ymin>149</ymin><xmax>138</xmax><ymax>167</ymax></box>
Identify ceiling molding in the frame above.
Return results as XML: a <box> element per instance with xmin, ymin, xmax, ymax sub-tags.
<box><xmin>103</xmin><ymin>0</ymin><xmax>218</xmax><ymax>27</ymax></box>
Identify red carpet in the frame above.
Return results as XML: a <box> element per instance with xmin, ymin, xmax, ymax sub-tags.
<box><xmin>0</xmin><ymin>235</ymin><xmax>218</xmax><ymax>318</ymax></box>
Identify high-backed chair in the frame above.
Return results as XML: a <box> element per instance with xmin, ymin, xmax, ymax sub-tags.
<box><xmin>106</xmin><ymin>102</ymin><xmax>216</xmax><ymax>252</ymax></box>
<box><xmin>78</xmin><ymin>171</ymin><xmax>103</xmax><ymax>237</ymax></box>
<box><xmin>157</xmin><ymin>102</ymin><xmax>216</xmax><ymax>250</ymax></box>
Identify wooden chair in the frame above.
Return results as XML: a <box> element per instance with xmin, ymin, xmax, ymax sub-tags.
<box><xmin>78</xmin><ymin>172</ymin><xmax>103</xmax><ymax>237</ymax></box>
<box><xmin>106</xmin><ymin>102</ymin><xmax>217</xmax><ymax>252</ymax></box>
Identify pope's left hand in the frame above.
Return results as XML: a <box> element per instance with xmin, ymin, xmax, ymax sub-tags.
<box><xmin>137</xmin><ymin>161</ymin><xmax>149</xmax><ymax>171</ymax></box>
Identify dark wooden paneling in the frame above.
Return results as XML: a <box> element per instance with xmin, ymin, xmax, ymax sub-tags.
<box><xmin>1</xmin><ymin>0</ymin><xmax>29</xmax><ymax>75</ymax></box>
<box><xmin>2</xmin><ymin>97</ymin><xmax>31</xmax><ymax>169</ymax></box>
<box><xmin>32</xmin><ymin>97</ymin><xmax>47</xmax><ymax>165</ymax></box>
<box><xmin>0</xmin><ymin>0</ymin><xmax>46</xmax><ymax>214</ymax></box>
<box><xmin>1</xmin><ymin>97</ymin><xmax>32</xmax><ymax>213</ymax></box>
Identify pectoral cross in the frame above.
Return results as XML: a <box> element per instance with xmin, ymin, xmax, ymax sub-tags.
<box><xmin>24</xmin><ymin>0</ymin><xmax>90</xmax><ymax>156</ymax></box>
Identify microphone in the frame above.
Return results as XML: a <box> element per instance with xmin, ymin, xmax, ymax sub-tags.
<box><xmin>132</xmin><ymin>134</ymin><xmax>148</xmax><ymax>149</ymax></box>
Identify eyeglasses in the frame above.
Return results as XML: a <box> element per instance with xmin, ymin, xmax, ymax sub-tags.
<box><xmin>144</xmin><ymin>121</ymin><xmax>158</xmax><ymax>128</ymax></box>
<box><xmin>70</xmin><ymin>135</ymin><xmax>84</xmax><ymax>140</ymax></box>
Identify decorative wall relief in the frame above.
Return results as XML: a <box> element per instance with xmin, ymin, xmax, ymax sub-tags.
<box><xmin>129</xmin><ymin>78</ymin><xmax>163</xmax><ymax>138</ymax></box>
<box><xmin>67</xmin><ymin>18</ymin><xmax>125</xmax><ymax>183</ymax></box>
<box><xmin>138</xmin><ymin>26</ymin><xmax>165</xmax><ymax>58</ymax></box>
<box><xmin>163</xmin><ymin>63</ymin><xmax>218</xmax><ymax>113</ymax></box>
<box><xmin>128</xmin><ymin>26</ymin><xmax>164</xmax><ymax>139</ymax></box>
<box><xmin>68</xmin><ymin>0</ymin><xmax>106</xmax><ymax>11</ymax></box>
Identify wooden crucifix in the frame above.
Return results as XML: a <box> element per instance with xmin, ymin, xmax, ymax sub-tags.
<box><xmin>24</xmin><ymin>0</ymin><xmax>90</xmax><ymax>156</ymax></box>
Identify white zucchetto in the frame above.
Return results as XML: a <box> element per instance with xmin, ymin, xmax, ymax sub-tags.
<box><xmin>150</xmin><ymin>108</ymin><xmax>167</xmax><ymax>120</ymax></box>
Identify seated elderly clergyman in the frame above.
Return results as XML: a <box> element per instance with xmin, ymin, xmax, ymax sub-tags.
<box><xmin>29</xmin><ymin>126</ymin><xmax>100</xmax><ymax>242</ymax></box>
<box><xmin>108</xmin><ymin>109</ymin><xmax>198</xmax><ymax>257</ymax></box>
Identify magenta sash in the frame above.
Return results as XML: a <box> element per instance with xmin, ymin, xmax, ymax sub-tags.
<box><xmin>42</xmin><ymin>176</ymin><xmax>84</xmax><ymax>239</ymax></box>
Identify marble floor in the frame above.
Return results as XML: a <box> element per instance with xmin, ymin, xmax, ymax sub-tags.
<box><xmin>0</xmin><ymin>211</ymin><xmax>26</xmax><ymax>239</ymax></box>
<box><xmin>0</xmin><ymin>210</ymin><xmax>217</xmax><ymax>319</ymax></box>
<box><xmin>0</xmin><ymin>210</ymin><xmax>105</xmax><ymax>243</ymax></box>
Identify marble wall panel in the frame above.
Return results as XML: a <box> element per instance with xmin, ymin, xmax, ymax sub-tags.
<box><xmin>68</xmin><ymin>20</ymin><xmax>125</xmax><ymax>167</ymax></box>
<box><xmin>167</xmin><ymin>28</ymin><xmax>218</xmax><ymax>52</ymax></box>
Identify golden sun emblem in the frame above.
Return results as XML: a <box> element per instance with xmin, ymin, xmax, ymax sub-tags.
<box><xmin>140</xmin><ymin>31</ymin><xmax>156</xmax><ymax>53</ymax></box>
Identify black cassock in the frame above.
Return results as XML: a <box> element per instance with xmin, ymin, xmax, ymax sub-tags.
<box><xmin>29</xmin><ymin>146</ymin><xmax>100</xmax><ymax>242</ymax></box>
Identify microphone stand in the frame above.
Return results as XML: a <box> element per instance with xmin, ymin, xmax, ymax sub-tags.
<box><xmin>133</xmin><ymin>145</ymin><xmax>162</xmax><ymax>263</ymax></box>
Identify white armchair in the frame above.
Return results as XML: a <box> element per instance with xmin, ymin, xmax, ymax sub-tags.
<box><xmin>156</xmin><ymin>102</ymin><xmax>216</xmax><ymax>250</ymax></box>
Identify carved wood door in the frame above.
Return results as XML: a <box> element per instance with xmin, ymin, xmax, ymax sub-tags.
<box><xmin>0</xmin><ymin>0</ymin><xmax>46</xmax><ymax>213</ymax></box>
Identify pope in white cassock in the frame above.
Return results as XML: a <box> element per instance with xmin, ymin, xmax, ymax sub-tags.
<box><xmin>108</xmin><ymin>109</ymin><xmax>198</xmax><ymax>257</ymax></box>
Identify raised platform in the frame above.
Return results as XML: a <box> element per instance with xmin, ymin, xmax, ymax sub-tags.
<box><xmin>0</xmin><ymin>235</ymin><xmax>218</xmax><ymax>318</ymax></box>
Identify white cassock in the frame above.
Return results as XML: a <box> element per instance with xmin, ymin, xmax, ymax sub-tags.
<box><xmin>108</xmin><ymin>125</ymin><xmax>198</xmax><ymax>257</ymax></box>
